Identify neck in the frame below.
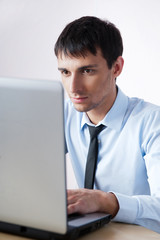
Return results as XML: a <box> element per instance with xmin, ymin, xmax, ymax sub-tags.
<box><xmin>86</xmin><ymin>87</ymin><xmax>117</xmax><ymax>125</ymax></box>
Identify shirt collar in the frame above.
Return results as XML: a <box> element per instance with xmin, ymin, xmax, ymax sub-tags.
<box><xmin>81</xmin><ymin>87</ymin><xmax>129</xmax><ymax>132</ymax></box>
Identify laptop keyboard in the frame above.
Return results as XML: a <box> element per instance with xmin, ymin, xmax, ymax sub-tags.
<box><xmin>68</xmin><ymin>213</ymin><xmax>84</xmax><ymax>221</ymax></box>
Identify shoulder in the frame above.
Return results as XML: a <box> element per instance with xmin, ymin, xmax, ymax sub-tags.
<box><xmin>130</xmin><ymin>97</ymin><xmax>160</xmax><ymax>116</ymax></box>
<box><xmin>128</xmin><ymin>96</ymin><xmax>160</xmax><ymax>129</ymax></box>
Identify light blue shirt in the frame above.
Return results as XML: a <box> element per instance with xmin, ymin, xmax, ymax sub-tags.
<box><xmin>64</xmin><ymin>87</ymin><xmax>160</xmax><ymax>233</ymax></box>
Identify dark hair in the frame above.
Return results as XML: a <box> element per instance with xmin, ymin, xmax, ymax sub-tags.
<box><xmin>54</xmin><ymin>16</ymin><xmax>123</xmax><ymax>69</ymax></box>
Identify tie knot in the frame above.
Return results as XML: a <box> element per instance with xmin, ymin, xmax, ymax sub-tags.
<box><xmin>88</xmin><ymin>124</ymin><xmax>105</xmax><ymax>138</ymax></box>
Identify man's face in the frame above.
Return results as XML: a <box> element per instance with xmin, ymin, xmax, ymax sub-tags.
<box><xmin>57</xmin><ymin>49</ymin><xmax>120</xmax><ymax>122</ymax></box>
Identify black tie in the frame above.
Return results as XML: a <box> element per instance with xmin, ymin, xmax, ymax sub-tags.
<box><xmin>84</xmin><ymin>124</ymin><xmax>104</xmax><ymax>189</ymax></box>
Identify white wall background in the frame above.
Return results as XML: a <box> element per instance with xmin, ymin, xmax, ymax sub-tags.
<box><xmin>1</xmin><ymin>0</ymin><xmax>160</xmax><ymax>188</ymax></box>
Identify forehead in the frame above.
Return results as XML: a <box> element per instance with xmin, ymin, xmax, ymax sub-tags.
<box><xmin>57</xmin><ymin>49</ymin><xmax>106</xmax><ymax>68</ymax></box>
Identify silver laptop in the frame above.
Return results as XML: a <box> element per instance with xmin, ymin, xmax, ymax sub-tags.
<box><xmin>0</xmin><ymin>77</ymin><xmax>111</xmax><ymax>239</ymax></box>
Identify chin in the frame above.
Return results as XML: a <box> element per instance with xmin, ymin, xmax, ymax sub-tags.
<box><xmin>73</xmin><ymin>104</ymin><xmax>94</xmax><ymax>113</ymax></box>
<box><xmin>73</xmin><ymin>104</ymin><xmax>87</xmax><ymax>113</ymax></box>
<box><xmin>74</xmin><ymin>106</ymin><xmax>86</xmax><ymax>112</ymax></box>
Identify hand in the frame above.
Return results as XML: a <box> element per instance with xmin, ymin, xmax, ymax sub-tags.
<box><xmin>67</xmin><ymin>188</ymin><xmax>119</xmax><ymax>218</ymax></box>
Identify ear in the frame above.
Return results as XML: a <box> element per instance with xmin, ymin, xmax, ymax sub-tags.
<box><xmin>112</xmin><ymin>56</ymin><xmax>124</xmax><ymax>78</ymax></box>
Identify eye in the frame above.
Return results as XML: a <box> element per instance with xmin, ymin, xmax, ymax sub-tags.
<box><xmin>82</xmin><ymin>69</ymin><xmax>95</xmax><ymax>74</ymax></box>
<box><xmin>61</xmin><ymin>69</ymin><xmax>70</xmax><ymax>76</ymax></box>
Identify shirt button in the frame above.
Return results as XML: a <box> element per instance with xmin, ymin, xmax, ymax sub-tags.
<box><xmin>98</xmin><ymin>140</ymin><xmax>101</xmax><ymax>144</ymax></box>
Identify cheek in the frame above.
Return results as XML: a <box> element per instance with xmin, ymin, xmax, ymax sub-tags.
<box><xmin>86</xmin><ymin>76</ymin><xmax>101</xmax><ymax>91</ymax></box>
<box><xmin>88</xmin><ymin>81</ymin><xmax>103</xmax><ymax>101</ymax></box>
<box><xmin>90</xmin><ymin>76</ymin><xmax>106</xmax><ymax>92</ymax></box>
<box><xmin>91</xmin><ymin>76</ymin><xmax>111</xmax><ymax>98</ymax></box>
<box><xmin>62</xmin><ymin>79</ymin><xmax>69</xmax><ymax>91</ymax></box>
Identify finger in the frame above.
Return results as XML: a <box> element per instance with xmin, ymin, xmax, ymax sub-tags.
<box><xmin>67</xmin><ymin>202</ymin><xmax>82</xmax><ymax>215</ymax></box>
<box><xmin>67</xmin><ymin>189</ymin><xmax>79</xmax><ymax>196</ymax></box>
<box><xmin>67</xmin><ymin>189</ymin><xmax>80</xmax><ymax>205</ymax></box>
<box><xmin>67</xmin><ymin>196</ymin><xmax>77</xmax><ymax>205</ymax></box>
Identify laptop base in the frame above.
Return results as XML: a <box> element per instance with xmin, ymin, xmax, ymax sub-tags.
<box><xmin>0</xmin><ymin>214</ymin><xmax>111</xmax><ymax>240</ymax></box>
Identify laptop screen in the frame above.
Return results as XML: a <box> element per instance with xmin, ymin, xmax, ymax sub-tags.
<box><xmin>0</xmin><ymin>77</ymin><xmax>67</xmax><ymax>234</ymax></box>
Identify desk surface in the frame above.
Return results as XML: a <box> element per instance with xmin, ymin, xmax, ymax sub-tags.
<box><xmin>0</xmin><ymin>222</ymin><xmax>160</xmax><ymax>240</ymax></box>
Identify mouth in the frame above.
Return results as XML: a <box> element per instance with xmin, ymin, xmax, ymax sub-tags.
<box><xmin>70</xmin><ymin>96</ymin><xmax>88</xmax><ymax>104</ymax></box>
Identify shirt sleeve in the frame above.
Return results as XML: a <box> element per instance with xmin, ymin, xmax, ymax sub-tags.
<box><xmin>112</xmin><ymin>193</ymin><xmax>160</xmax><ymax>233</ymax></box>
<box><xmin>112</xmin><ymin>109</ymin><xmax>160</xmax><ymax>233</ymax></box>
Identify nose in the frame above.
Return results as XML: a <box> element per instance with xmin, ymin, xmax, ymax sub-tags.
<box><xmin>70</xmin><ymin>73</ymin><xmax>82</xmax><ymax>94</ymax></box>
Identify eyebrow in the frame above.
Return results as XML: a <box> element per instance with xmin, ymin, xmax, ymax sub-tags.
<box><xmin>58</xmin><ymin>67</ymin><xmax>67</xmax><ymax>71</ymax></box>
<box><xmin>79</xmin><ymin>64</ymin><xmax>98</xmax><ymax>70</ymax></box>
<box><xmin>58</xmin><ymin>64</ymin><xmax>98</xmax><ymax>71</ymax></box>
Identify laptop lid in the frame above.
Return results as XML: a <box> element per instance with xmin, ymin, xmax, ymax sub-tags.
<box><xmin>0</xmin><ymin>77</ymin><xmax>67</xmax><ymax>234</ymax></box>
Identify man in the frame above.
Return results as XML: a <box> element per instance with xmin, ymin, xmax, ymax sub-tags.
<box><xmin>54</xmin><ymin>16</ymin><xmax>160</xmax><ymax>233</ymax></box>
